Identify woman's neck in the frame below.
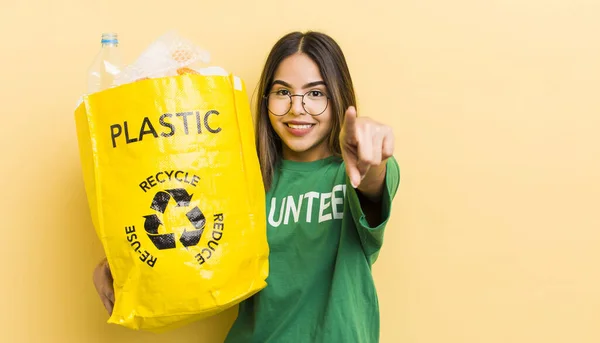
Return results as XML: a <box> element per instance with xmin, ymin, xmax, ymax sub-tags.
<box><xmin>282</xmin><ymin>146</ymin><xmax>332</xmax><ymax>162</ymax></box>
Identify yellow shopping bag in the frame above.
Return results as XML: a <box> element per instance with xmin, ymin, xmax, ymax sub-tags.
<box><xmin>74</xmin><ymin>73</ymin><xmax>269</xmax><ymax>332</ymax></box>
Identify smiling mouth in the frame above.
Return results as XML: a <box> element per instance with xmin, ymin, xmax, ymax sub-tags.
<box><xmin>285</xmin><ymin>123</ymin><xmax>315</xmax><ymax>129</ymax></box>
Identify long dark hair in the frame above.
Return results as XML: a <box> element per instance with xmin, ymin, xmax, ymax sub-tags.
<box><xmin>255</xmin><ymin>31</ymin><xmax>357</xmax><ymax>191</ymax></box>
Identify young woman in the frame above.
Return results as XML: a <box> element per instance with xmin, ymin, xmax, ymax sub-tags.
<box><xmin>94</xmin><ymin>31</ymin><xmax>400</xmax><ymax>343</ymax></box>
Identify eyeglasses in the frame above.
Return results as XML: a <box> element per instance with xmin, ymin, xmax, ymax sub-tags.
<box><xmin>264</xmin><ymin>90</ymin><xmax>330</xmax><ymax>116</ymax></box>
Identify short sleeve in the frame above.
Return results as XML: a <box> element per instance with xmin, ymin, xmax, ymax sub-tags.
<box><xmin>345</xmin><ymin>157</ymin><xmax>400</xmax><ymax>264</ymax></box>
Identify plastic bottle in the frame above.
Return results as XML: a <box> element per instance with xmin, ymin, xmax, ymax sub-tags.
<box><xmin>87</xmin><ymin>33</ymin><xmax>124</xmax><ymax>94</ymax></box>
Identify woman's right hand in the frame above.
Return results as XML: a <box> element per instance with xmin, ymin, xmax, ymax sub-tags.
<box><xmin>92</xmin><ymin>257</ymin><xmax>115</xmax><ymax>315</ymax></box>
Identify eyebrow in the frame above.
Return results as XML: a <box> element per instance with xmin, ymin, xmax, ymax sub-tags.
<box><xmin>272</xmin><ymin>80</ymin><xmax>326</xmax><ymax>89</ymax></box>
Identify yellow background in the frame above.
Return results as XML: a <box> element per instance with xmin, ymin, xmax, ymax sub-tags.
<box><xmin>1</xmin><ymin>0</ymin><xmax>598</xmax><ymax>342</ymax></box>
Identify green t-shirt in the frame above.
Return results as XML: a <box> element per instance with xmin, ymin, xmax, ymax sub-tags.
<box><xmin>224</xmin><ymin>156</ymin><xmax>400</xmax><ymax>343</ymax></box>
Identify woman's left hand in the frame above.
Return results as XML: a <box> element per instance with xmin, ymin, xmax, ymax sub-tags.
<box><xmin>340</xmin><ymin>106</ymin><xmax>395</xmax><ymax>190</ymax></box>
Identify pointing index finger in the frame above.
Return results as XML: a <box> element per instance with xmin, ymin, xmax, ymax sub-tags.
<box><xmin>343</xmin><ymin>106</ymin><xmax>357</xmax><ymax>135</ymax></box>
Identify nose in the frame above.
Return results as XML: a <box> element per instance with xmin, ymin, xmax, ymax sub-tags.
<box><xmin>289</xmin><ymin>94</ymin><xmax>306</xmax><ymax>116</ymax></box>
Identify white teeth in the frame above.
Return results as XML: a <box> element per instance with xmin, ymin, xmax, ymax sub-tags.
<box><xmin>287</xmin><ymin>123</ymin><xmax>312</xmax><ymax>129</ymax></box>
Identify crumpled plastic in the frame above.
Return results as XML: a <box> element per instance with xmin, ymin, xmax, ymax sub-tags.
<box><xmin>116</xmin><ymin>30</ymin><xmax>215</xmax><ymax>84</ymax></box>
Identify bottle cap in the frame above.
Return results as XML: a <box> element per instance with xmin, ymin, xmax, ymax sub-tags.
<box><xmin>101</xmin><ymin>33</ymin><xmax>118</xmax><ymax>45</ymax></box>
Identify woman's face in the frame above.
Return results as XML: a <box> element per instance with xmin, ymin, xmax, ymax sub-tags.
<box><xmin>267</xmin><ymin>53</ymin><xmax>333</xmax><ymax>162</ymax></box>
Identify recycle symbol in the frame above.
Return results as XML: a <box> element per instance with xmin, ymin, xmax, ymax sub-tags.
<box><xmin>143</xmin><ymin>188</ymin><xmax>206</xmax><ymax>250</ymax></box>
